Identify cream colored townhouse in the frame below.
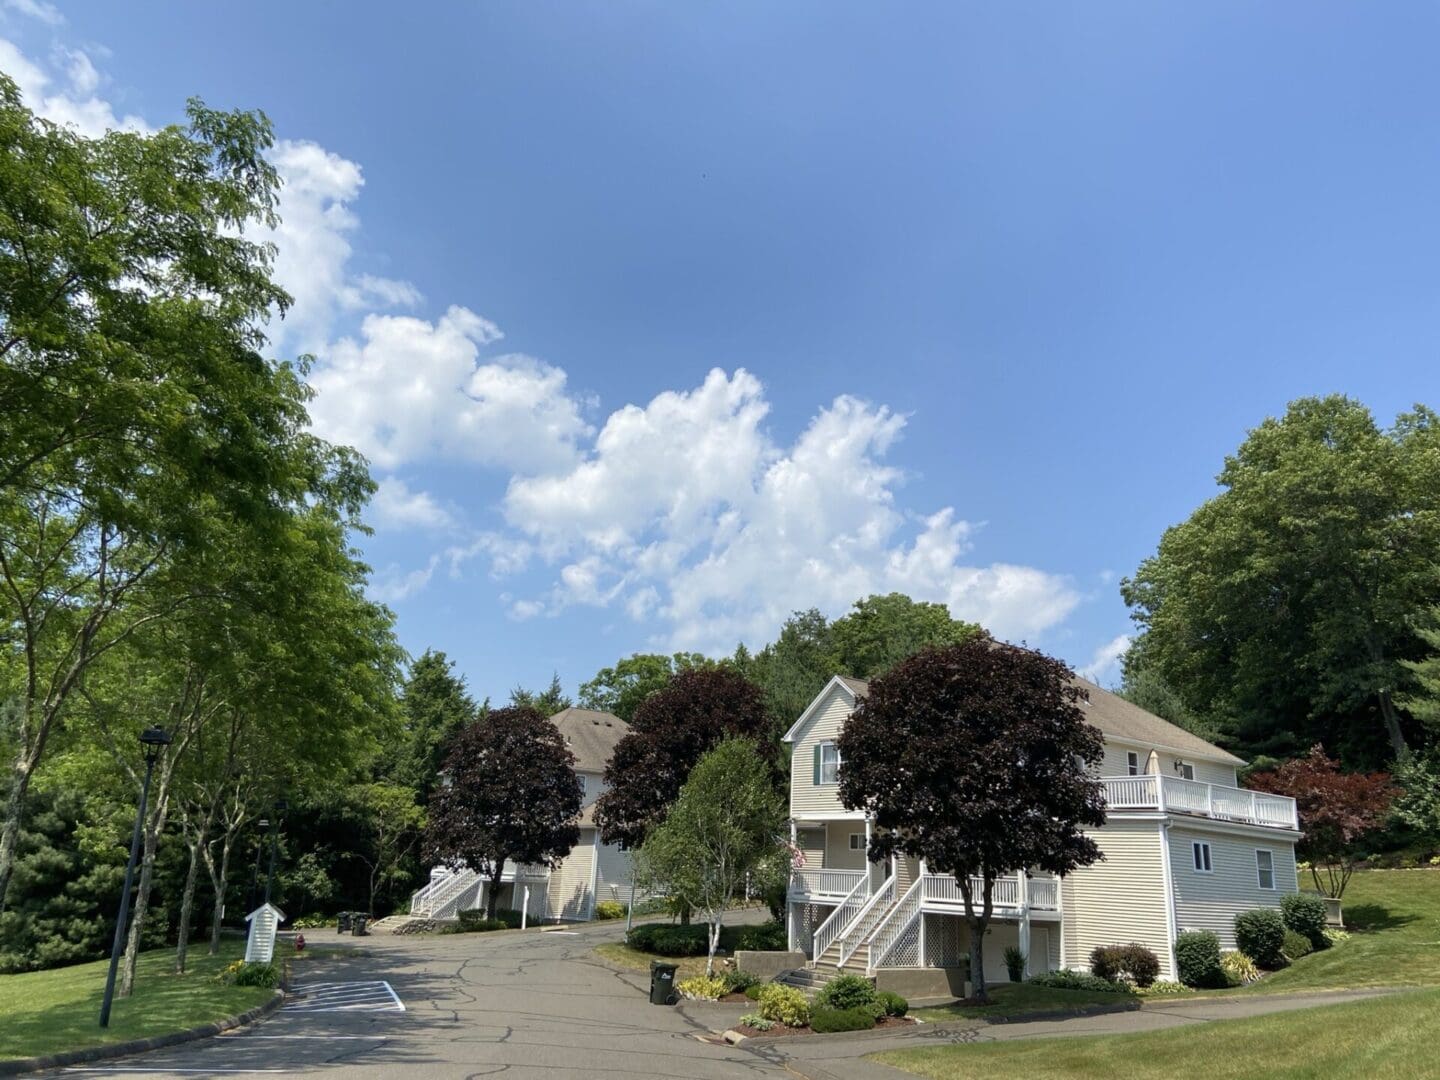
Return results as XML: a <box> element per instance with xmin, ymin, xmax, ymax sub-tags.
<box><xmin>783</xmin><ymin>675</ymin><xmax>1300</xmax><ymax>988</ymax></box>
<box><xmin>409</xmin><ymin>708</ymin><xmax>637</xmax><ymax>923</ymax></box>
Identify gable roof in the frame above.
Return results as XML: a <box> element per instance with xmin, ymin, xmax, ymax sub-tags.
<box><xmin>548</xmin><ymin>707</ymin><xmax>630</xmax><ymax>774</ymax></box>
<box><xmin>783</xmin><ymin>671</ymin><xmax>1244</xmax><ymax>767</ymax></box>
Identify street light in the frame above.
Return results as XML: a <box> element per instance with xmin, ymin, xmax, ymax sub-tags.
<box><xmin>99</xmin><ymin>726</ymin><xmax>171</xmax><ymax>1028</ymax></box>
<box><xmin>263</xmin><ymin>799</ymin><xmax>288</xmax><ymax>905</ymax></box>
<box><xmin>247</xmin><ymin>819</ymin><xmax>271</xmax><ymax>912</ymax></box>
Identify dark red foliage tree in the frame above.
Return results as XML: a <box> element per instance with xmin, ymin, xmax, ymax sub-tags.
<box><xmin>837</xmin><ymin>638</ymin><xmax>1107</xmax><ymax>1000</ymax></box>
<box><xmin>594</xmin><ymin>667</ymin><xmax>775</xmax><ymax>852</ymax></box>
<box><xmin>1247</xmin><ymin>745</ymin><xmax>1398</xmax><ymax>898</ymax></box>
<box><xmin>425</xmin><ymin>707</ymin><xmax>584</xmax><ymax>919</ymax></box>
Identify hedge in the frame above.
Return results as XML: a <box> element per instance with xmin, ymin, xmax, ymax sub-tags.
<box><xmin>1234</xmin><ymin>909</ymin><xmax>1287</xmax><ymax>969</ymax></box>
<box><xmin>1175</xmin><ymin>930</ymin><xmax>1226</xmax><ymax>988</ymax></box>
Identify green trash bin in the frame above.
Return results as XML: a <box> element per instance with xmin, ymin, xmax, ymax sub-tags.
<box><xmin>649</xmin><ymin>961</ymin><xmax>677</xmax><ymax>1005</ymax></box>
<box><xmin>337</xmin><ymin>911</ymin><xmax>352</xmax><ymax>934</ymax></box>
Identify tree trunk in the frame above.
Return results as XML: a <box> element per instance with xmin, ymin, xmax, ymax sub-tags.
<box><xmin>0</xmin><ymin>747</ymin><xmax>37</xmax><ymax>913</ymax></box>
<box><xmin>967</xmin><ymin>916</ymin><xmax>987</xmax><ymax>1002</ymax></box>
<box><xmin>205</xmin><ymin>834</ymin><xmax>235</xmax><ymax>955</ymax></box>
<box><xmin>705</xmin><ymin>919</ymin><xmax>722</xmax><ymax>977</ymax></box>
<box><xmin>1378</xmin><ymin>688</ymin><xmax>1408</xmax><ymax>759</ymax></box>
<box><xmin>120</xmin><ymin>818</ymin><xmax>161</xmax><ymax>996</ymax></box>
<box><xmin>174</xmin><ymin>821</ymin><xmax>208</xmax><ymax>974</ymax></box>
<box><xmin>486</xmin><ymin>865</ymin><xmax>504</xmax><ymax>921</ymax></box>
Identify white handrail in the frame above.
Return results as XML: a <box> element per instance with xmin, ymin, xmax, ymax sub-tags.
<box><xmin>838</xmin><ymin>875</ymin><xmax>895</xmax><ymax>968</ymax></box>
<box><xmin>1099</xmin><ymin>775</ymin><xmax>1297</xmax><ymax>830</ymax></box>
<box><xmin>867</xmin><ymin>876</ymin><xmax>923</xmax><ymax>970</ymax></box>
<box><xmin>813</xmin><ymin>873</ymin><xmax>870</xmax><ymax>959</ymax></box>
<box><xmin>418</xmin><ymin>868</ymin><xmax>480</xmax><ymax>918</ymax></box>
<box><xmin>790</xmin><ymin>867</ymin><xmax>868</xmax><ymax>897</ymax></box>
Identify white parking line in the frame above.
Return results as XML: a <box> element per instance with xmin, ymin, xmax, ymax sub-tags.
<box><xmin>286</xmin><ymin>979</ymin><xmax>405</xmax><ymax>1013</ymax></box>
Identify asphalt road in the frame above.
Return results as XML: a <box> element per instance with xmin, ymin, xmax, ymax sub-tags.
<box><xmin>51</xmin><ymin>920</ymin><xmax>1398</xmax><ymax>1080</ymax></box>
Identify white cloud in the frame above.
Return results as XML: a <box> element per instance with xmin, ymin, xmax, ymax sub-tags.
<box><xmin>370</xmin><ymin>477</ymin><xmax>455</xmax><ymax>530</ymax></box>
<box><xmin>369</xmin><ymin>555</ymin><xmax>440</xmax><ymax>605</ymax></box>
<box><xmin>2</xmin><ymin>0</ymin><xmax>63</xmax><ymax>26</ymax></box>
<box><xmin>482</xmin><ymin>369</ymin><xmax>1081</xmax><ymax>652</ymax></box>
<box><xmin>1079</xmin><ymin>633</ymin><xmax>1132</xmax><ymax>686</ymax></box>
<box><xmin>307</xmin><ymin>306</ymin><xmax>590</xmax><ymax>474</ymax></box>
<box><xmin>0</xmin><ymin>38</ymin><xmax>145</xmax><ymax>137</ymax></box>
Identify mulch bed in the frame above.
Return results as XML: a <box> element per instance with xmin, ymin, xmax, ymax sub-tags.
<box><xmin>734</xmin><ymin>1015</ymin><xmax>918</xmax><ymax>1038</ymax></box>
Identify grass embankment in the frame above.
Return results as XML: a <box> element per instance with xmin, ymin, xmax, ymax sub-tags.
<box><xmin>874</xmin><ymin>987</ymin><xmax>1440</xmax><ymax>1079</ymax></box>
<box><xmin>594</xmin><ymin>923</ymin><xmax>760</xmax><ymax>982</ymax></box>
<box><xmin>0</xmin><ymin>940</ymin><xmax>273</xmax><ymax>1061</ymax></box>
<box><xmin>913</xmin><ymin>983</ymin><xmax>1137</xmax><ymax>1022</ymax></box>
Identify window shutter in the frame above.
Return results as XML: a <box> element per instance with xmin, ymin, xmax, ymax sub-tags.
<box><xmin>813</xmin><ymin>743</ymin><xmax>823</xmax><ymax>785</ymax></box>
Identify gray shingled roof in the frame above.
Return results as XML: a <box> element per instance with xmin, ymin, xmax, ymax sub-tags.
<box><xmin>838</xmin><ymin>672</ymin><xmax>1243</xmax><ymax>766</ymax></box>
<box><xmin>549</xmin><ymin>707</ymin><xmax>630</xmax><ymax>775</ymax></box>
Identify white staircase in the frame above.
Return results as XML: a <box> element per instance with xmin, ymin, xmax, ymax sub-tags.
<box><xmin>410</xmin><ymin>869</ymin><xmax>481</xmax><ymax>919</ymax></box>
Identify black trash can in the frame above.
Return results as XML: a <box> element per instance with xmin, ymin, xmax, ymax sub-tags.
<box><xmin>649</xmin><ymin>961</ymin><xmax>677</xmax><ymax>1005</ymax></box>
<box><xmin>352</xmin><ymin>914</ymin><xmax>369</xmax><ymax>936</ymax></box>
<box><xmin>337</xmin><ymin>911</ymin><xmax>352</xmax><ymax>934</ymax></box>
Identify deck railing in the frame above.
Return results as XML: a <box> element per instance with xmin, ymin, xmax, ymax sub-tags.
<box><xmin>1101</xmin><ymin>775</ymin><xmax>1298</xmax><ymax>830</ymax></box>
<box><xmin>789</xmin><ymin>867</ymin><xmax>868</xmax><ymax>898</ymax></box>
<box><xmin>919</xmin><ymin>873</ymin><xmax>1060</xmax><ymax>912</ymax></box>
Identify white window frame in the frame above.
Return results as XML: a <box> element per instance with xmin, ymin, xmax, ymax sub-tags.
<box><xmin>819</xmin><ymin>741</ymin><xmax>841</xmax><ymax>785</ymax></box>
<box><xmin>849</xmin><ymin>833</ymin><xmax>865</xmax><ymax>851</ymax></box>
<box><xmin>1192</xmin><ymin>841</ymin><xmax>1213</xmax><ymax>874</ymax></box>
<box><xmin>1178</xmin><ymin>761</ymin><xmax>1195</xmax><ymax>781</ymax></box>
<box><xmin>1255</xmin><ymin>849</ymin><xmax>1275</xmax><ymax>890</ymax></box>
<box><xmin>1127</xmin><ymin>751</ymin><xmax>1140</xmax><ymax>776</ymax></box>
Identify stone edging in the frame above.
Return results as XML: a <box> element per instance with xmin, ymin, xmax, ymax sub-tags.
<box><xmin>0</xmin><ymin>990</ymin><xmax>284</xmax><ymax>1077</ymax></box>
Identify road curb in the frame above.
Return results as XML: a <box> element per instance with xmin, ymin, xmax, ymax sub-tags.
<box><xmin>0</xmin><ymin>990</ymin><xmax>285</xmax><ymax>1077</ymax></box>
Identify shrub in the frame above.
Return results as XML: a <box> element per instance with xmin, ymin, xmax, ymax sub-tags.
<box><xmin>738</xmin><ymin>1012</ymin><xmax>774</xmax><ymax>1031</ymax></box>
<box><xmin>1234</xmin><ymin>909</ymin><xmax>1287</xmax><ymax>969</ymax></box>
<box><xmin>744</xmin><ymin>983</ymin><xmax>764</xmax><ymax>1001</ymax></box>
<box><xmin>810</xmin><ymin>1006</ymin><xmax>877</xmax><ymax>1033</ymax></box>
<box><xmin>757</xmin><ymin>982</ymin><xmax>810</xmax><ymax>1027</ymax></box>
<box><xmin>875</xmin><ymin>989</ymin><xmax>909</xmax><ymax>1017</ymax></box>
<box><xmin>1280</xmin><ymin>893</ymin><xmax>1328</xmax><ymax>950</ymax></box>
<box><xmin>1282</xmin><ymin>929</ymin><xmax>1313</xmax><ymax>961</ymax></box>
<box><xmin>1221</xmin><ymin>950</ymin><xmax>1261</xmax><ymax>986</ymax></box>
<box><xmin>1026</xmin><ymin>969</ymin><xmax>1131</xmax><ymax>994</ymax></box>
<box><xmin>1323</xmin><ymin>928</ymin><xmax>1351</xmax><ymax>947</ymax></box>
<box><xmin>677</xmin><ymin>975</ymin><xmax>727</xmax><ymax>1000</ymax></box>
<box><xmin>231</xmin><ymin>961</ymin><xmax>280</xmax><ymax>988</ymax></box>
<box><xmin>291</xmin><ymin>914</ymin><xmax>336</xmax><ymax>929</ymax></box>
<box><xmin>1089</xmin><ymin>944</ymin><xmax>1161</xmax><ymax>988</ymax></box>
<box><xmin>494</xmin><ymin>908</ymin><xmax>524</xmax><ymax>928</ymax></box>
<box><xmin>720</xmin><ymin>968</ymin><xmax>760</xmax><ymax>994</ymax></box>
<box><xmin>1174</xmin><ymin>931</ymin><xmax>1226</xmax><ymax>989</ymax></box>
<box><xmin>814</xmin><ymin>973</ymin><xmax>878</xmax><ymax>1011</ymax></box>
<box><xmin>625</xmin><ymin>923</ymin><xmax>708</xmax><ymax>956</ymax></box>
<box><xmin>735</xmin><ymin>919</ymin><xmax>787</xmax><ymax>951</ymax></box>
<box><xmin>1140</xmin><ymin>980</ymin><xmax>1189</xmax><ymax>995</ymax></box>
<box><xmin>594</xmin><ymin>900</ymin><xmax>626</xmax><ymax>920</ymax></box>
<box><xmin>1003</xmin><ymin>945</ymin><xmax>1026</xmax><ymax>983</ymax></box>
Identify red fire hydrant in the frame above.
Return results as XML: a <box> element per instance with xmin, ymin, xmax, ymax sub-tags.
<box><xmin>295</xmin><ymin>933</ymin><xmax>307</xmax><ymax>953</ymax></box>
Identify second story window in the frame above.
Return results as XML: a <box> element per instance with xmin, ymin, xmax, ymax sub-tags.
<box><xmin>1256</xmin><ymin>849</ymin><xmax>1275</xmax><ymax>889</ymax></box>
<box><xmin>815</xmin><ymin>741</ymin><xmax>841</xmax><ymax>785</ymax></box>
<box><xmin>1127</xmin><ymin>751</ymin><xmax>1140</xmax><ymax>776</ymax></box>
<box><xmin>1192</xmin><ymin>841</ymin><xmax>1213</xmax><ymax>873</ymax></box>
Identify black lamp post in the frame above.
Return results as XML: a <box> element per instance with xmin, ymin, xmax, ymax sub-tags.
<box><xmin>263</xmin><ymin>799</ymin><xmax>288</xmax><ymax>906</ymax></box>
<box><xmin>99</xmin><ymin>726</ymin><xmax>171</xmax><ymax>1028</ymax></box>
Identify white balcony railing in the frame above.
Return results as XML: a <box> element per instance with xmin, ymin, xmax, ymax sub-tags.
<box><xmin>789</xmin><ymin>867</ymin><xmax>868</xmax><ymax>898</ymax></box>
<box><xmin>919</xmin><ymin>873</ymin><xmax>1060</xmax><ymax>912</ymax></box>
<box><xmin>1101</xmin><ymin>774</ymin><xmax>1298</xmax><ymax>830</ymax></box>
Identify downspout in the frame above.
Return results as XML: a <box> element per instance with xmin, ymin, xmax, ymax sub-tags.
<box><xmin>1157</xmin><ymin>820</ymin><xmax>1180</xmax><ymax>981</ymax></box>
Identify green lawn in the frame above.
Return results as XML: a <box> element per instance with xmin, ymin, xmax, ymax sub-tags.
<box><xmin>1238</xmin><ymin>869</ymin><xmax>1440</xmax><ymax>994</ymax></box>
<box><xmin>873</xmin><ymin>987</ymin><xmax>1440</xmax><ymax>1079</ymax></box>
<box><xmin>913</xmin><ymin>982</ymin><xmax>1137</xmax><ymax>1022</ymax></box>
<box><xmin>0</xmin><ymin>940</ymin><xmax>274</xmax><ymax>1061</ymax></box>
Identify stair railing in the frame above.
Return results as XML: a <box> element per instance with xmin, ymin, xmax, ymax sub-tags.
<box><xmin>866</xmin><ymin>876</ymin><xmax>923</xmax><ymax>970</ymax></box>
<box><xmin>812</xmin><ymin>873</ymin><xmax>870</xmax><ymax>960</ymax></box>
<box><xmin>837</xmin><ymin>875</ymin><xmax>895</xmax><ymax>969</ymax></box>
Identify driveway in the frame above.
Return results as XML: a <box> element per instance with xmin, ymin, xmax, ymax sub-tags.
<box><xmin>53</xmin><ymin>922</ymin><xmax>1397</xmax><ymax>1080</ymax></box>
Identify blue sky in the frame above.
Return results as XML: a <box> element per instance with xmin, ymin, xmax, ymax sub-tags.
<box><xmin>5</xmin><ymin>3</ymin><xmax>1437</xmax><ymax>703</ymax></box>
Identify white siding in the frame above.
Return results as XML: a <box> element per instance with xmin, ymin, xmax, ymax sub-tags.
<box><xmin>1168</xmin><ymin>826</ymin><xmax>1298</xmax><ymax>948</ymax></box>
<box><xmin>797</xmin><ymin>827</ymin><xmax>825</xmax><ymax>869</ymax></box>
<box><xmin>594</xmin><ymin>842</ymin><xmax>633</xmax><ymax>905</ymax></box>
<box><xmin>790</xmin><ymin>685</ymin><xmax>857</xmax><ymax>817</ymax></box>
<box><xmin>1061</xmin><ymin>819</ymin><xmax>1174</xmax><ymax>979</ymax></box>
<box><xmin>1100</xmin><ymin>739</ymin><xmax>1238</xmax><ymax>787</ymax></box>
<box><xmin>546</xmin><ymin>829</ymin><xmax>597</xmax><ymax>920</ymax></box>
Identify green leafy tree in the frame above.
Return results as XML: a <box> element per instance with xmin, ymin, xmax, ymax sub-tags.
<box><xmin>635</xmin><ymin>738</ymin><xmax>785</xmax><ymax>975</ymax></box>
<box><xmin>1122</xmin><ymin>396</ymin><xmax>1440</xmax><ymax>766</ymax></box>
<box><xmin>837</xmin><ymin>638</ymin><xmax>1107</xmax><ymax>1001</ymax></box>
<box><xmin>830</xmin><ymin>593</ymin><xmax>981</xmax><ymax>678</ymax></box>
<box><xmin>1399</xmin><ymin>607</ymin><xmax>1440</xmax><ymax>734</ymax></box>
<box><xmin>578</xmin><ymin>653</ymin><xmax>712</xmax><ymax>724</ymax></box>
<box><xmin>344</xmin><ymin>782</ymin><xmax>425</xmax><ymax>916</ymax></box>
<box><xmin>508</xmin><ymin>673</ymin><xmax>572</xmax><ymax>716</ymax></box>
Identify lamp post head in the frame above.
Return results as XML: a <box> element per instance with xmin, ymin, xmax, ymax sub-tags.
<box><xmin>274</xmin><ymin>798</ymin><xmax>289</xmax><ymax>813</ymax></box>
<box><xmin>257</xmin><ymin>818</ymin><xmax>271</xmax><ymax>829</ymax></box>
<box><xmin>139</xmin><ymin>726</ymin><xmax>171</xmax><ymax>765</ymax></box>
